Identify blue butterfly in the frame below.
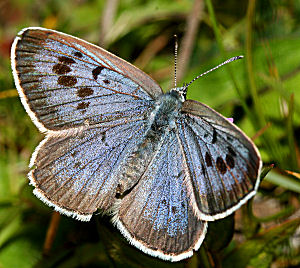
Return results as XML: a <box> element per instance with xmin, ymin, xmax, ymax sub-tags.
<box><xmin>11</xmin><ymin>27</ymin><xmax>262</xmax><ymax>262</ymax></box>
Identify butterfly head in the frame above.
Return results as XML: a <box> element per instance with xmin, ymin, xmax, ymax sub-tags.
<box><xmin>170</xmin><ymin>86</ymin><xmax>187</xmax><ymax>102</ymax></box>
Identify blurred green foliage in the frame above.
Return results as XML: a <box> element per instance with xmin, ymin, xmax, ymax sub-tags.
<box><xmin>0</xmin><ymin>0</ymin><xmax>300</xmax><ymax>267</ymax></box>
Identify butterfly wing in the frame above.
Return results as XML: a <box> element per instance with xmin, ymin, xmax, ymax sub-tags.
<box><xmin>178</xmin><ymin>100</ymin><xmax>262</xmax><ymax>221</ymax></box>
<box><xmin>30</xmin><ymin>118</ymin><xmax>148</xmax><ymax>221</ymax></box>
<box><xmin>11</xmin><ymin>27</ymin><xmax>162</xmax><ymax>132</ymax></box>
<box><xmin>11</xmin><ymin>27</ymin><xmax>162</xmax><ymax>220</ymax></box>
<box><xmin>114</xmin><ymin>130</ymin><xmax>207</xmax><ymax>261</ymax></box>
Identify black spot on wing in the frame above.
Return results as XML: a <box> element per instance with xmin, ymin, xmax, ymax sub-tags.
<box><xmin>92</xmin><ymin>66</ymin><xmax>104</xmax><ymax>80</ymax></box>
<box><xmin>74</xmin><ymin>51</ymin><xmax>83</xmax><ymax>58</ymax></box>
<box><xmin>103</xmin><ymin>79</ymin><xmax>110</xmax><ymax>84</ymax></box>
<box><xmin>52</xmin><ymin>64</ymin><xmax>71</xmax><ymax>74</ymax></box>
<box><xmin>226</xmin><ymin>154</ymin><xmax>235</xmax><ymax>168</ymax></box>
<box><xmin>58</xmin><ymin>56</ymin><xmax>76</xmax><ymax>64</ymax></box>
<box><xmin>58</xmin><ymin>76</ymin><xmax>77</xmax><ymax>87</ymax></box>
<box><xmin>216</xmin><ymin>157</ymin><xmax>227</xmax><ymax>175</ymax></box>
<box><xmin>227</xmin><ymin>146</ymin><xmax>237</xmax><ymax>157</ymax></box>
<box><xmin>205</xmin><ymin>152</ymin><xmax>212</xmax><ymax>167</ymax></box>
<box><xmin>212</xmin><ymin>129</ymin><xmax>217</xmax><ymax>144</ymax></box>
<box><xmin>77</xmin><ymin>87</ymin><xmax>94</xmax><ymax>98</ymax></box>
<box><xmin>77</xmin><ymin>102</ymin><xmax>90</xmax><ymax>110</ymax></box>
<box><xmin>226</xmin><ymin>134</ymin><xmax>233</xmax><ymax>142</ymax></box>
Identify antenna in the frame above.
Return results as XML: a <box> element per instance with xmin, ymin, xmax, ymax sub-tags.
<box><xmin>174</xmin><ymin>35</ymin><xmax>178</xmax><ymax>88</ymax></box>
<box><xmin>184</xmin><ymin>56</ymin><xmax>244</xmax><ymax>89</ymax></box>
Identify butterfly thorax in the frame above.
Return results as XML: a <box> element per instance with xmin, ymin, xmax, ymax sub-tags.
<box><xmin>148</xmin><ymin>90</ymin><xmax>183</xmax><ymax>132</ymax></box>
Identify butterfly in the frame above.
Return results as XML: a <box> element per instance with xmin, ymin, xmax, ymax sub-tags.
<box><xmin>11</xmin><ymin>27</ymin><xmax>262</xmax><ymax>262</ymax></box>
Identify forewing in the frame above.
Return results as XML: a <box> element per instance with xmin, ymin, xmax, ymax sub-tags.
<box><xmin>114</xmin><ymin>130</ymin><xmax>207</xmax><ymax>262</ymax></box>
<box><xmin>11</xmin><ymin>27</ymin><xmax>162</xmax><ymax>132</ymax></box>
<box><xmin>30</xmin><ymin>118</ymin><xmax>147</xmax><ymax>221</ymax></box>
<box><xmin>178</xmin><ymin>100</ymin><xmax>262</xmax><ymax>221</ymax></box>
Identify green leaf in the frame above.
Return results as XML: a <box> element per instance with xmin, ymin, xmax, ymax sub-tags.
<box><xmin>265</xmin><ymin>170</ymin><xmax>300</xmax><ymax>193</ymax></box>
<box><xmin>0</xmin><ymin>237</ymin><xmax>41</xmax><ymax>268</ymax></box>
<box><xmin>223</xmin><ymin>218</ymin><xmax>300</xmax><ymax>268</ymax></box>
